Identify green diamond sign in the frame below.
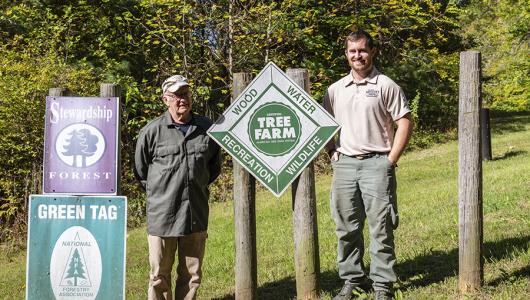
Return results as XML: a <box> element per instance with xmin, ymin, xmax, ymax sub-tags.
<box><xmin>208</xmin><ymin>62</ymin><xmax>340</xmax><ymax>197</ymax></box>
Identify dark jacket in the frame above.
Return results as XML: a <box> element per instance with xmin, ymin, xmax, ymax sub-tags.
<box><xmin>134</xmin><ymin>111</ymin><xmax>221</xmax><ymax>236</ymax></box>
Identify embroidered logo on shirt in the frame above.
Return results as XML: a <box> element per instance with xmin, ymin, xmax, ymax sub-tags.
<box><xmin>366</xmin><ymin>89</ymin><xmax>379</xmax><ymax>97</ymax></box>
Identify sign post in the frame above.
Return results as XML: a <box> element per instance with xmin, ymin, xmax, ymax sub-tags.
<box><xmin>209</xmin><ymin>63</ymin><xmax>339</xmax><ymax>299</ymax></box>
<box><xmin>28</xmin><ymin>90</ymin><xmax>126</xmax><ymax>300</ymax></box>
<box><xmin>26</xmin><ymin>195</ymin><xmax>127</xmax><ymax>300</ymax></box>
<box><xmin>232</xmin><ymin>73</ymin><xmax>258</xmax><ymax>300</ymax></box>
<box><xmin>287</xmin><ymin>68</ymin><xmax>320</xmax><ymax>299</ymax></box>
<box><xmin>208</xmin><ymin>62</ymin><xmax>339</xmax><ymax>197</ymax></box>
<box><xmin>458</xmin><ymin>51</ymin><xmax>484</xmax><ymax>293</ymax></box>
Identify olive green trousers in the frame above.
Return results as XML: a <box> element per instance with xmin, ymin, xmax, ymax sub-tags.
<box><xmin>331</xmin><ymin>153</ymin><xmax>399</xmax><ymax>293</ymax></box>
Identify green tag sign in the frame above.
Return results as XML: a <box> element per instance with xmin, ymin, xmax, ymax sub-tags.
<box><xmin>26</xmin><ymin>195</ymin><xmax>127</xmax><ymax>300</ymax></box>
<box><xmin>208</xmin><ymin>62</ymin><xmax>339</xmax><ymax>197</ymax></box>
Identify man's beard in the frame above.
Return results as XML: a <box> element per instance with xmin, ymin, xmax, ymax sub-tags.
<box><xmin>351</xmin><ymin>60</ymin><xmax>371</xmax><ymax>72</ymax></box>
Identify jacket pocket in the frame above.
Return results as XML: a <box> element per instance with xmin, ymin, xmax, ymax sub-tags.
<box><xmin>195</xmin><ymin>143</ymin><xmax>209</xmax><ymax>154</ymax></box>
<box><xmin>192</xmin><ymin>143</ymin><xmax>210</xmax><ymax>183</ymax></box>
<box><xmin>154</xmin><ymin>144</ymin><xmax>181</xmax><ymax>171</ymax></box>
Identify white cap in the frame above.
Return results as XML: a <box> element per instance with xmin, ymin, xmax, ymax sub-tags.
<box><xmin>162</xmin><ymin>75</ymin><xmax>189</xmax><ymax>94</ymax></box>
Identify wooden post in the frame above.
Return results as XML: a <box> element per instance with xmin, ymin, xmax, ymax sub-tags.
<box><xmin>480</xmin><ymin>108</ymin><xmax>492</xmax><ymax>160</ymax></box>
<box><xmin>100</xmin><ymin>83</ymin><xmax>122</xmax><ymax>194</ymax></box>
<box><xmin>48</xmin><ymin>88</ymin><xmax>69</xmax><ymax>97</ymax></box>
<box><xmin>100</xmin><ymin>83</ymin><xmax>122</xmax><ymax>99</ymax></box>
<box><xmin>43</xmin><ymin>88</ymin><xmax>69</xmax><ymax>197</ymax></box>
<box><xmin>232</xmin><ymin>73</ymin><xmax>257</xmax><ymax>300</ymax></box>
<box><xmin>287</xmin><ymin>68</ymin><xmax>320</xmax><ymax>300</ymax></box>
<box><xmin>458</xmin><ymin>51</ymin><xmax>483</xmax><ymax>293</ymax></box>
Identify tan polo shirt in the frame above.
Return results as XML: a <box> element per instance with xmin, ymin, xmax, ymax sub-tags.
<box><xmin>323</xmin><ymin>67</ymin><xmax>410</xmax><ymax>156</ymax></box>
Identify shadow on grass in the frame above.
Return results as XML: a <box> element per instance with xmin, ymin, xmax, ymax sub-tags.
<box><xmin>212</xmin><ymin>273</ymin><xmax>343</xmax><ymax>300</ymax></box>
<box><xmin>211</xmin><ymin>276</ymin><xmax>297</xmax><ymax>300</ymax></box>
<box><xmin>212</xmin><ymin>234</ymin><xmax>529</xmax><ymax>299</ymax></box>
<box><xmin>212</xmin><ymin>273</ymin><xmax>345</xmax><ymax>299</ymax></box>
<box><xmin>490</xmin><ymin>111</ymin><xmax>530</xmax><ymax>135</ymax></box>
<box><xmin>488</xmin><ymin>264</ymin><xmax>530</xmax><ymax>287</ymax></box>
<box><xmin>211</xmin><ymin>292</ymin><xmax>234</xmax><ymax>299</ymax></box>
<box><xmin>491</xmin><ymin>150</ymin><xmax>527</xmax><ymax>161</ymax></box>
<box><xmin>396</xmin><ymin>234</ymin><xmax>530</xmax><ymax>291</ymax></box>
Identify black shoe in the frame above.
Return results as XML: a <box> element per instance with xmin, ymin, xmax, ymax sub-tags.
<box><xmin>374</xmin><ymin>290</ymin><xmax>394</xmax><ymax>300</ymax></box>
<box><xmin>332</xmin><ymin>283</ymin><xmax>364</xmax><ymax>300</ymax></box>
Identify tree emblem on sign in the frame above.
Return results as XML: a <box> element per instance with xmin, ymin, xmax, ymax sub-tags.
<box><xmin>62</xmin><ymin>129</ymin><xmax>99</xmax><ymax>167</ymax></box>
<box><xmin>64</xmin><ymin>248</ymin><xmax>87</xmax><ymax>286</ymax></box>
<box><xmin>54</xmin><ymin>228</ymin><xmax>98</xmax><ymax>292</ymax></box>
<box><xmin>56</xmin><ymin>123</ymin><xmax>105</xmax><ymax>168</ymax></box>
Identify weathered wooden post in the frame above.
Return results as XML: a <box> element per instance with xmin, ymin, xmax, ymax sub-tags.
<box><xmin>100</xmin><ymin>83</ymin><xmax>122</xmax><ymax>194</ymax></box>
<box><xmin>287</xmin><ymin>68</ymin><xmax>320</xmax><ymax>299</ymax></box>
<box><xmin>480</xmin><ymin>108</ymin><xmax>492</xmax><ymax>160</ymax></box>
<box><xmin>232</xmin><ymin>73</ymin><xmax>257</xmax><ymax>300</ymax></box>
<box><xmin>48</xmin><ymin>88</ymin><xmax>69</xmax><ymax>97</ymax></box>
<box><xmin>458</xmin><ymin>51</ymin><xmax>484</xmax><ymax>293</ymax></box>
<box><xmin>44</xmin><ymin>88</ymin><xmax>70</xmax><ymax>196</ymax></box>
<box><xmin>100</xmin><ymin>83</ymin><xmax>121</xmax><ymax>99</ymax></box>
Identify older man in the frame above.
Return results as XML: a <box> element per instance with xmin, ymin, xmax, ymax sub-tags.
<box><xmin>135</xmin><ymin>75</ymin><xmax>221</xmax><ymax>300</ymax></box>
<box><xmin>324</xmin><ymin>30</ymin><xmax>412</xmax><ymax>300</ymax></box>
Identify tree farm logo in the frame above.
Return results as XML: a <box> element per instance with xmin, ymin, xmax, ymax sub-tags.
<box><xmin>248</xmin><ymin>102</ymin><xmax>301</xmax><ymax>156</ymax></box>
<box><xmin>55</xmin><ymin>124</ymin><xmax>105</xmax><ymax>168</ymax></box>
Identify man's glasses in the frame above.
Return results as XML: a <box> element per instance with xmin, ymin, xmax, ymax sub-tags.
<box><xmin>164</xmin><ymin>91</ymin><xmax>191</xmax><ymax>101</ymax></box>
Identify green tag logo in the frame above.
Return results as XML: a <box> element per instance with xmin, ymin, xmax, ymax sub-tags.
<box><xmin>249</xmin><ymin>102</ymin><xmax>301</xmax><ymax>156</ymax></box>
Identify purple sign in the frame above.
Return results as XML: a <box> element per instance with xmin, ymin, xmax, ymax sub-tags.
<box><xmin>43</xmin><ymin>97</ymin><xmax>119</xmax><ymax>195</ymax></box>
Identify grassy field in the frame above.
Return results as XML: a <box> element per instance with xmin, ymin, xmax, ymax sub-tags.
<box><xmin>1</xmin><ymin>114</ymin><xmax>529</xmax><ymax>299</ymax></box>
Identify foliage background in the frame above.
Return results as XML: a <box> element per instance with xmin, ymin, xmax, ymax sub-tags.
<box><xmin>0</xmin><ymin>0</ymin><xmax>528</xmax><ymax>241</ymax></box>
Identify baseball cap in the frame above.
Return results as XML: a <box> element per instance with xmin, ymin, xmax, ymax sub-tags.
<box><xmin>162</xmin><ymin>75</ymin><xmax>189</xmax><ymax>94</ymax></box>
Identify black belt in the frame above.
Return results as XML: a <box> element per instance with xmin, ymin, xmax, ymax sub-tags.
<box><xmin>347</xmin><ymin>152</ymin><xmax>388</xmax><ymax>160</ymax></box>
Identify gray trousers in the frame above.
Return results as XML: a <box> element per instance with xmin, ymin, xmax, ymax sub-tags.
<box><xmin>330</xmin><ymin>153</ymin><xmax>399</xmax><ymax>292</ymax></box>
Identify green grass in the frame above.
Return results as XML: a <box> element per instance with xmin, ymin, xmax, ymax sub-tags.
<box><xmin>1</xmin><ymin>114</ymin><xmax>529</xmax><ymax>299</ymax></box>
